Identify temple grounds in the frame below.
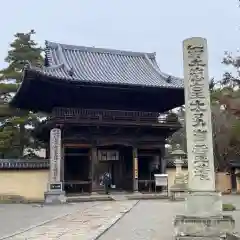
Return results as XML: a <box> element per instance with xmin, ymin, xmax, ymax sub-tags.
<box><xmin>0</xmin><ymin>196</ymin><xmax>238</xmax><ymax>240</ymax></box>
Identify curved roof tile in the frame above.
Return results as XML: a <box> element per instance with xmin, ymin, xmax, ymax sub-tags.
<box><xmin>34</xmin><ymin>41</ymin><xmax>184</xmax><ymax>89</ymax></box>
<box><xmin>0</xmin><ymin>159</ymin><xmax>49</xmax><ymax>169</ymax></box>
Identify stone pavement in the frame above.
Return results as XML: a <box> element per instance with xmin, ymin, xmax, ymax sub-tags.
<box><xmin>0</xmin><ymin>196</ymin><xmax>240</xmax><ymax>240</ymax></box>
<box><xmin>0</xmin><ymin>202</ymin><xmax>94</xmax><ymax>239</ymax></box>
<box><xmin>99</xmin><ymin>195</ymin><xmax>240</xmax><ymax>240</ymax></box>
<box><xmin>5</xmin><ymin>201</ymin><xmax>137</xmax><ymax>240</ymax></box>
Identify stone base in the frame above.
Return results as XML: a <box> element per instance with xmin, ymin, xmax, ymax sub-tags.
<box><xmin>44</xmin><ymin>190</ymin><xmax>66</xmax><ymax>204</ymax></box>
<box><xmin>170</xmin><ymin>190</ymin><xmax>188</xmax><ymax>201</ymax></box>
<box><xmin>176</xmin><ymin>237</ymin><xmax>223</xmax><ymax>239</ymax></box>
<box><xmin>185</xmin><ymin>191</ymin><xmax>222</xmax><ymax>217</ymax></box>
<box><xmin>174</xmin><ymin>215</ymin><xmax>235</xmax><ymax>239</ymax></box>
<box><xmin>170</xmin><ymin>183</ymin><xmax>188</xmax><ymax>201</ymax></box>
<box><xmin>174</xmin><ymin>191</ymin><xmax>235</xmax><ymax>239</ymax></box>
<box><xmin>226</xmin><ymin>233</ymin><xmax>240</xmax><ymax>240</ymax></box>
<box><xmin>176</xmin><ymin>237</ymin><xmax>223</xmax><ymax>240</ymax></box>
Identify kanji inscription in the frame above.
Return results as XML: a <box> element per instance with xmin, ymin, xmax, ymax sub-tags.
<box><xmin>183</xmin><ymin>37</ymin><xmax>215</xmax><ymax>191</ymax></box>
<box><xmin>50</xmin><ymin>128</ymin><xmax>61</xmax><ymax>182</ymax></box>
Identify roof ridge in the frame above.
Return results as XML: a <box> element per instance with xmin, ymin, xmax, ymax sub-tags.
<box><xmin>45</xmin><ymin>40</ymin><xmax>156</xmax><ymax>58</ymax></box>
<box><xmin>144</xmin><ymin>54</ymin><xmax>171</xmax><ymax>84</ymax></box>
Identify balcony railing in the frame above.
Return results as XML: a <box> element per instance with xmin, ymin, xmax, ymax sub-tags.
<box><xmin>51</xmin><ymin>107</ymin><xmax>181</xmax><ymax>126</ymax></box>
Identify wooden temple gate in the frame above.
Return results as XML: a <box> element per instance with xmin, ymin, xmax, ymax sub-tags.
<box><xmin>47</xmin><ymin>107</ymin><xmax>179</xmax><ymax>194</ymax></box>
<box><xmin>10</xmin><ymin>41</ymin><xmax>185</xmax><ymax>197</ymax></box>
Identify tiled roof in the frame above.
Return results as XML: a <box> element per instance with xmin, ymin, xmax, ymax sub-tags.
<box><xmin>0</xmin><ymin>158</ymin><xmax>189</xmax><ymax>169</ymax></box>
<box><xmin>0</xmin><ymin>159</ymin><xmax>49</xmax><ymax>169</ymax></box>
<box><xmin>27</xmin><ymin>41</ymin><xmax>183</xmax><ymax>89</ymax></box>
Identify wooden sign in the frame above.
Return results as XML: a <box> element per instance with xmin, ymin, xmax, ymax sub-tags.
<box><xmin>154</xmin><ymin>174</ymin><xmax>168</xmax><ymax>186</ymax></box>
<box><xmin>134</xmin><ymin>157</ymin><xmax>138</xmax><ymax>179</ymax></box>
<box><xmin>98</xmin><ymin>150</ymin><xmax>119</xmax><ymax>161</ymax></box>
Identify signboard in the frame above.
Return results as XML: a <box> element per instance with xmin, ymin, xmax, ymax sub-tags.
<box><xmin>154</xmin><ymin>174</ymin><xmax>168</xmax><ymax>186</ymax></box>
<box><xmin>49</xmin><ymin>183</ymin><xmax>62</xmax><ymax>191</ymax></box>
<box><xmin>50</xmin><ymin>128</ymin><xmax>61</xmax><ymax>182</ymax></box>
<box><xmin>98</xmin><ymin>150</ymin><xmax>119</xmax><ymax>161</ymax></box>
<box><xmin>134</xmin><ymin>157</ymin><xmax>138</xmax><ymax>179</ymax></box>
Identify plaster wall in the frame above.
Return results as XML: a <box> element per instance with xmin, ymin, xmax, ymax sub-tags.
<box><xmin>0</xmin><ymin>169</ymin><xmax>48</xmax><ymax>201</ymax></box>
<box><xmin>166</xmin><ymin>168</ymin><xmax>231</xmax><ymax>194</ymax></box>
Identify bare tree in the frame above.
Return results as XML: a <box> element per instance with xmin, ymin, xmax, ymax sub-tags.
<box><xmin>169</xmin><ymin>102</ymin><xmax>238</xmax><ymax>171</ymax></box>
<box><xmin>211</xmin><ymin>103</ymin><xmax>237</xmax><ymax>170</ymax></box>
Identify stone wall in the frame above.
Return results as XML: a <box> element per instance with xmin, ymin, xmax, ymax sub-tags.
<box><xmin>215</xmin><ymin>172</ymin><xmax>231</xmax><ymax>194</ymax></box>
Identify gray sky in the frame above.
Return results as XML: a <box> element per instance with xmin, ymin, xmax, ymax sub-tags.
<box><xmin>1</xmin><ymin>0</ymin><xmax>240</xmax><ymax>79</ymax></box>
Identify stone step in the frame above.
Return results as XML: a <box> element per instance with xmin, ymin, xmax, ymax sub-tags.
<box><xmin>110</xmin><ymin>194</ymin><xmax>128</xmax><ymax>201</ymax></box>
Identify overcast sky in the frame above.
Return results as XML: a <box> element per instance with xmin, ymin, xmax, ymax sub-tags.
<box><xmin>1</xmin><ymin>0</ymin><xmax>240</xmax><ymax>79</ymax></box>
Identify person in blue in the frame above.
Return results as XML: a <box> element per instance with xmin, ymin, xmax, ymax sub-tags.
<box><xmin>102</xmin><ymin>172</ymin><xmax>111</xmax><ymax>194</ymax></box>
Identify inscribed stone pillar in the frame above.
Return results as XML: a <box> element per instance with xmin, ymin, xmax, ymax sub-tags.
<box><xmin>174</xmin><ymin>37</ymin><xmax>235</xmax><ymax>239</ymax></box>
<box><xmin>183</xmin><ymin>38</ymin><xmax>215</xmax><ymax>191</ymax></box>
<box><xmin>133</xmin><ymin>147</ymin><xmax>138</xmax><ymax>192</ymax></box>
<box><xmin>49</xmin><ymin>128</ymin><xmax>61</xmax><ymax>182</ymax></box>
<box><xmin>44</xmin><ymin>128</ymin><xmax>66</xmax><ymax>204</ymax></box>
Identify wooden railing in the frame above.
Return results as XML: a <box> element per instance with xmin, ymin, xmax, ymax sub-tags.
<box><xmin>51</xmin><ymin>107</ymin><xmax>181</xmax><ymax>126</ymax></box>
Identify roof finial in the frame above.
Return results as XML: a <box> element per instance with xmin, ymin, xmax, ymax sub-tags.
<box><xmin>166</xmin><ymin>76</ymin><xmax>172</xmax><ymax>83</ymax></box>
<box><xmin>68</xmin><ymin>67</ymin><xmax>74</xmax><ymax>77</ymax></box>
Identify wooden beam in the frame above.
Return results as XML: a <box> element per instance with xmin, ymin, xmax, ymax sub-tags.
<box><xmin>63</xmin><ymin>143</ymin><xmax>91</xmax><ymax>148</ymax></box>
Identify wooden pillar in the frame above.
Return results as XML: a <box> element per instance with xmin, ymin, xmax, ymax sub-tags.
<box><xmin>160</xmin><ymin>144</ymin><xmax>166</xmax><ymax>173</ymax></box>
<box><xmin>91</xmin><ymin>146</ymin><xmax>98</xmax><ymax>192</ymax></box>
<box><xmin>61</xmin><ymin>145</ymin><xmax>64</xmax><ymax>182</ymax></box>
<box><xmin>60</xmin><ymin>126</ymin><xmax>65</xmax><ymax>183</ymax></box>
<box><xmin>133</xmin><ymin>147</ymin><xmax>138</xmax><ymax>192</ymax></box>
<box><xmin>46</xmin><ymin>142</ymin><xmax>50</xmax><ymax>159</ymax></box>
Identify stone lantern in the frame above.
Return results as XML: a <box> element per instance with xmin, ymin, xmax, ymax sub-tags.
<box><xmin>171</xmin><ymin>144</ymin><xmax>186</xmax><ymax>179</ymax></box>
<box><xmin>170</xmin><ymin>144</ymin><xmax>188</xmax><ymax>200</ymax></box>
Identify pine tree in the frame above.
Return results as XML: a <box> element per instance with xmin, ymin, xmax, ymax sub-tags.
<box><xmin>0</xmin><ymin>30</ymin><xmax>44</xmax><ymax>158</ymax></box>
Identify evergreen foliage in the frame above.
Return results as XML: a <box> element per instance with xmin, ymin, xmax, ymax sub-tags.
<box><xmin>0</xmin><ymin>30</ymin><xmax>44</xmax><ymax>158</ymax></box>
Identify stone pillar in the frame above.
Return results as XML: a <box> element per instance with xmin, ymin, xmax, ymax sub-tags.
<box><xmin>175</xmin><ymin>159</ymin><xmax>182</xmax><ymax>174</ymax></box>
<box><xmin>133</xmin><ymin>147</ymin><xmax>138</xmax><ymax>192</ymax></box>
<box><xmin>44</xmin><ymin>128</ymin><xmax>66</xmax><ymax>204</ymax></box>
<box><xmin>174</xmin><ymin>37</ymin><xmax>235</xmax><ymax>238</ymax></box>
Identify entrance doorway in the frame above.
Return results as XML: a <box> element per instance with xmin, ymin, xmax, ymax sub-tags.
<box><xmin>64</xmin><ymin>147</ymin><xmax>91</xmax><ymax>195</ymax></box>
<box><xmin>138</xmin><ymin>150</ymin><xmax>161</xmax><ymax>192</ymax></box>
<box><xmin>96</xmin><ymin>145</ymin><xmax>133</xmax><ymax>192</ymax></box>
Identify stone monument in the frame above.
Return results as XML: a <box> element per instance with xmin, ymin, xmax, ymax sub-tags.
<box><xmin>174</xmin><ymin>37</ymin><xmax>235</xmax><ymax>239</ymax></box>
<box><xmin>44</xmin><ymin>128</ymin><xmax>66</xmax><ymax>204</ymax></box>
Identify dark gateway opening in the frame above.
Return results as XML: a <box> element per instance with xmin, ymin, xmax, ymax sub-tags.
<box><xmin>64</xmin><ymin>147</ymin><xmax>91</xmax><ymax>195</ymax></box>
